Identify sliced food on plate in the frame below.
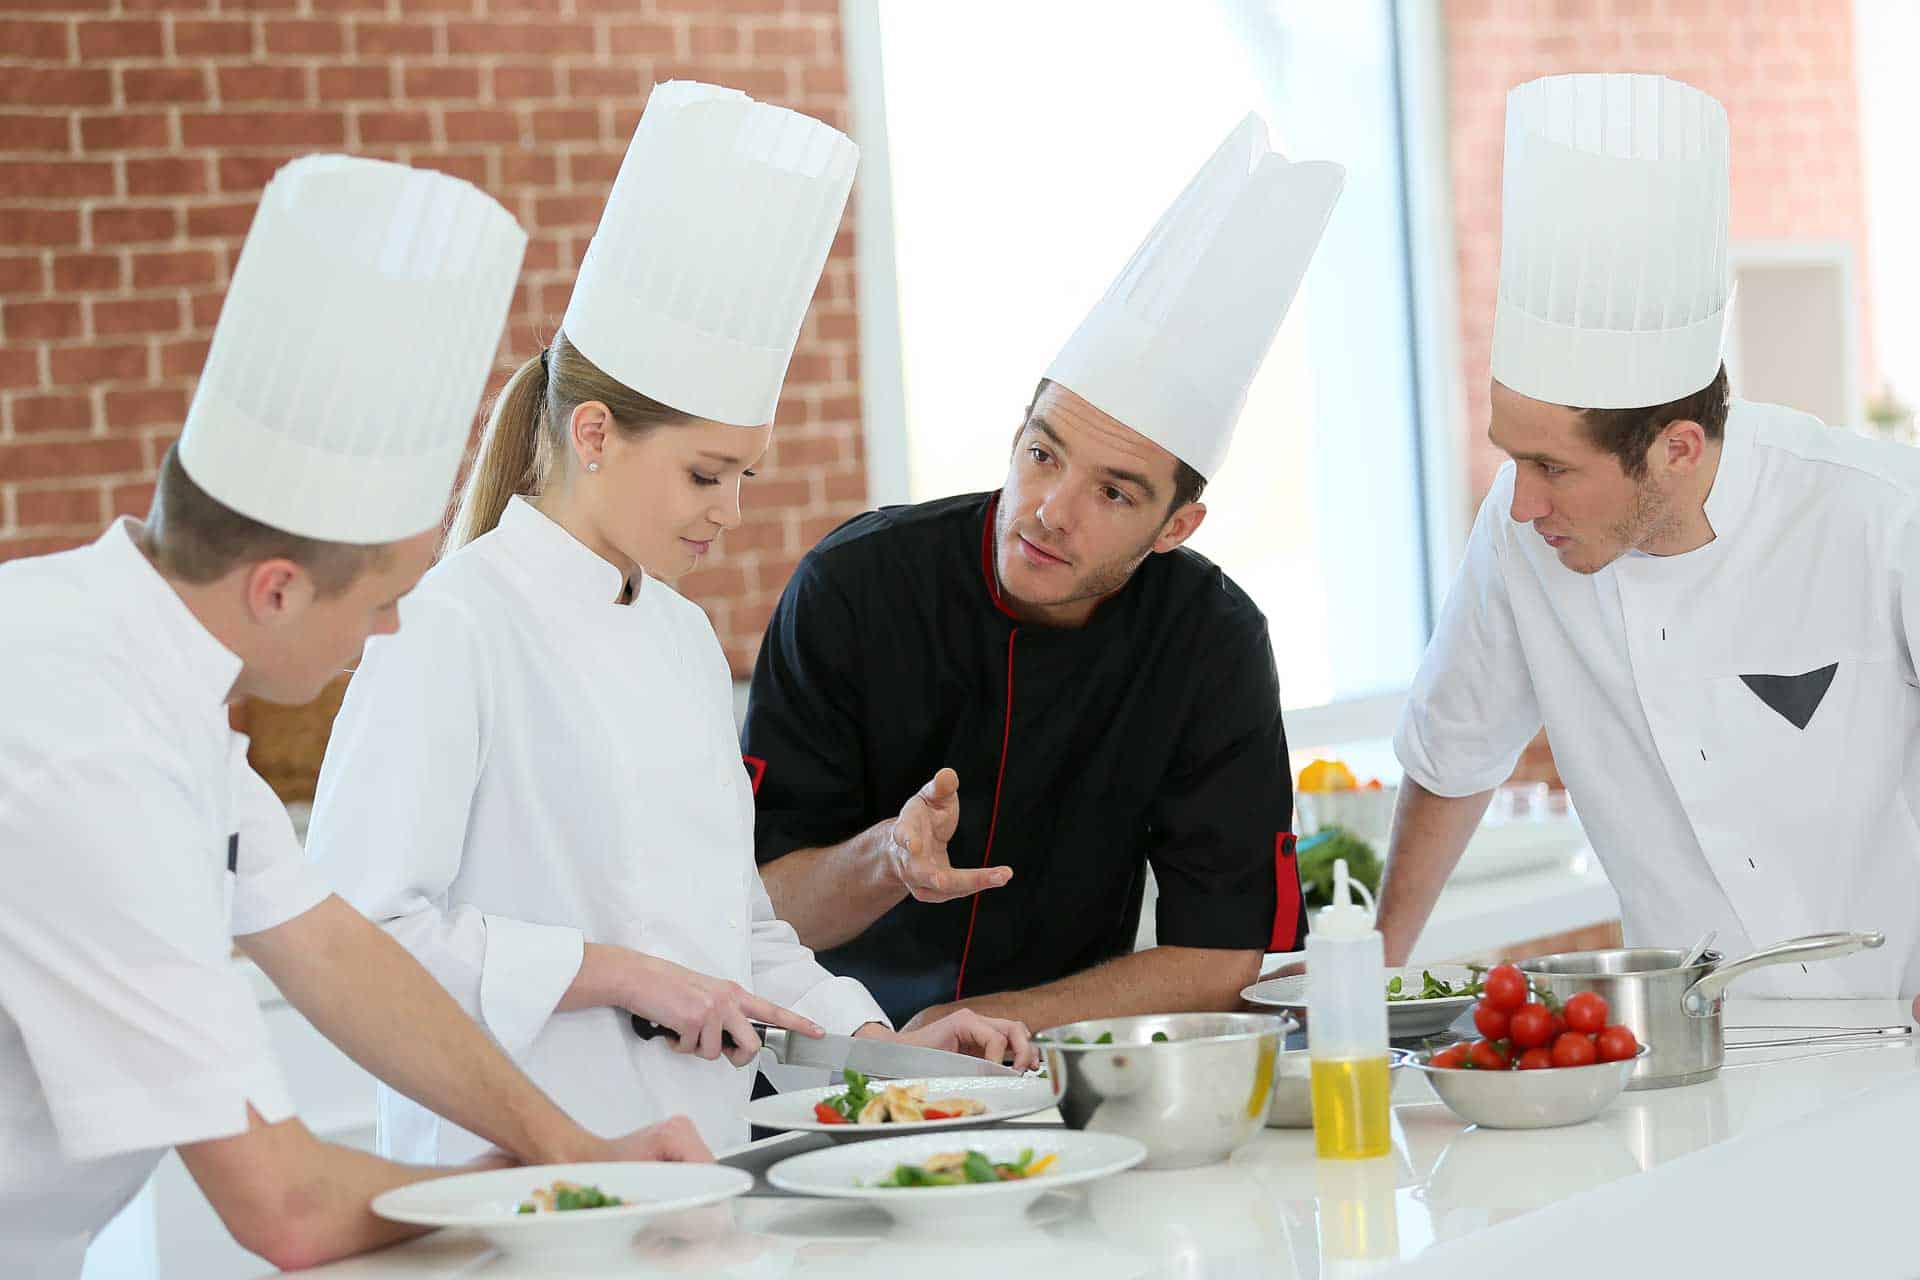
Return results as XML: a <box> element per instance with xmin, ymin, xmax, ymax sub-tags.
<box><xmin>812</xmin><ymin>1069</ymin><xmax>991</xmax><ymax>1126</ymax></box>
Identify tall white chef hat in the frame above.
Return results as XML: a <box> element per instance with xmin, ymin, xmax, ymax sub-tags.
<box><xmin>1491</xmin><ymin>73</ymin><xmax>1731</xmax><ymax>409</ymax></box>
<box><xmin>179</xmin><ymin>155</ymin><xmax>526</xmax><ymax>545</ymax></box>
<box><xmin>560</xmin><ymin>81</ymin><xmax>858</xmax><ymax>428</ymax></box>
<box><xmin>1044</xmin><ymin>113</ymin><xmax>1345</xmax><ymax>481</ymax></box>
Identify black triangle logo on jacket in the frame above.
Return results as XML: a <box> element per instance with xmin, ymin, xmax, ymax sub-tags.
<box><xmin>1739</xmin><ymin>663</ymin><xmax>1838</xmax><ymax>731</ymax></box>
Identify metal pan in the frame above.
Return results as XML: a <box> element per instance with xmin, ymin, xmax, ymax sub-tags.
<box><xmin>1520</xmin><ymin>931</ymin><xmax>1888</xmax><ymax>1090</ymax></box>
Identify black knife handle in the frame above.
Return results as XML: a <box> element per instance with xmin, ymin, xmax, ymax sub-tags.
<box><xmin>630</xmin><ymin>1014</ymin><xmax>771</xmax><ymax>1051</ymax></box>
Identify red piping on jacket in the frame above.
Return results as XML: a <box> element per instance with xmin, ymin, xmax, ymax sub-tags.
<box><xmin>955</xmin><ymin>499</ymin><xmax>1019</xmax><ymax>1000</ymax></box>
<box><xmin>1270</xmin><ymin>832</ymin><xmax>1302</xmax><ymax>952</ymax></box>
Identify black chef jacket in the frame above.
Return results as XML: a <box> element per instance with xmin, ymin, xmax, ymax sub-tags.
<box><xmin>743</xmin><ymin>491</ymin><xmax>1302</xmax><ymax>1026</ymax></box>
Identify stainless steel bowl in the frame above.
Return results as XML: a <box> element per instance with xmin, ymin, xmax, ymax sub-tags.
<box><xmin>1036</xmin><ymin>1013</ymin><xmax>1290</xmax><ymax>1169</ymax></box>
<box><xmin>1265</xmin><ymin>1047</ymin><xmax>1414</xmax><ymax>1128</ymax></box>
<box><xmin>1404</xmin><ymin>1045</ymin><xmax>1650</xmax><ymax>1129</ymax></box>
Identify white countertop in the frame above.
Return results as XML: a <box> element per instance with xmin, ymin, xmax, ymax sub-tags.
<box><xmin>281</xmin><ymin>998</ymin><xmax>1916</xmax><ymax>1278</ymax></box>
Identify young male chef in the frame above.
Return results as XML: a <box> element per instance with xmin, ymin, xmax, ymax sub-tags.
<box><xmin>1377</xmin><ymin>73</ymin><xmax>1920</xmax><ymax>999</ymax></box>
<box><xmin>744</xmin><ymin>114</ymin><xmax>1345</xmax><ymax>1029</ymax></box>
<box><xmin>0</xmin><ymin>157</ymin><xmax>706</xmax><ymax>1280</ymax></box>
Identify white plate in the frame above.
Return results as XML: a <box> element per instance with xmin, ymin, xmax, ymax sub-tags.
<box><xmin>744</xmin><ymin>1074</ymin><xmax>1060</xmax><ymax>1139</ymax></box>
<box><xmin>1243</xmin><ymin>963</ymin><xmax>1480</xmax><ymax>1040</ymax></box>
<box><xmin>766</xmin><ymin>1130</ymin><xmax>1146</xmax><ymax>1230</ymax></box>
<box><xmin>369</xmin><ymin>1162</ymin><xmax>751</xmax><ymax>1257</ymax></box>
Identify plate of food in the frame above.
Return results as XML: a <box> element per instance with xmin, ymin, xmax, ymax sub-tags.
<box><xmin>1243</xmin><ymin>963</ymin><xmax>1483</xmax><ymax>1040</ymax></box>
<box><xmin>765</xmin><ymin>1130</ymin><xmax>1146</xmax><ymax>1229</ymax></box>
<box><xmin>744</xmin><ymin>1068</ymin><xmax>1059</xmax><ymax>1139</ymax></box>
<box><xmin>369</xmin><ymin>1162</ymin><xmax>751</xmax><ymax>1256</ymax></box>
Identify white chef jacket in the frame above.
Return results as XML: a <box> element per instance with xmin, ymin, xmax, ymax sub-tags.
<box><xmin>0</xmin><ymin>521</ymin><xmax>330</xmax><ymax>1280</ymax></box>
<box><xmin>307</xmin><ymin>496</ymin><xmax>885</xmax><ymax>1157</ymax></box>
<box><xmin>1399</xmin><ymin>399</ymin><xmax>1920</xmax><ymax>998</ymax></box>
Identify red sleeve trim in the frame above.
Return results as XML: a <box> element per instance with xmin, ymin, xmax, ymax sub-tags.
<box><xmin>1269</xmin><ymin>832</ymin><xmax>1302</xmax><ymax>951</ymax></box>
<box><xmin>743</xmin><ymin>755</ymin><xmax>767</xmax><ymax>797</ymax></box>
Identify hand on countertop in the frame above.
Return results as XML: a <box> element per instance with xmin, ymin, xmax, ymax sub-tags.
<box><xmin>603</xmin><ymin>1115</ymin><xmax>712</xmax><ymax>1164</ymax></box>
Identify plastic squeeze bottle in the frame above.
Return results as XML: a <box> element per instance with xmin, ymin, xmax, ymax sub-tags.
<box><xmin>1306</xmin><ymin>858</ymin><xmax>1392</xmax><ymax>1159</ymax></box>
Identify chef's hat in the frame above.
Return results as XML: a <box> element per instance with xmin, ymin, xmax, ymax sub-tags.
<box><xmin>179</xmin><ymin>155</ymin><xmax>525</xmax><ymax>544</ymax></box>
<box><xmin>1491</xmin><ymin>73</ymin><xmax>1731</xmax><ymax>409</ymax></box>
<box><xmin>1044</xmin><ymin>113</ymin><xmax>1344</xmax><ymax>481</ymax></box>
<box><xmin>560</xmin><ymin>81</ymin><xmax>858</xmax><ymax>427</ymax></box>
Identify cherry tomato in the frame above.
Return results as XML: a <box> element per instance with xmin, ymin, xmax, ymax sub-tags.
<box><xmin>1472</xmin><ymin>1001</ymin><xmax>1511</xmax><ymax>1040</ymax></box>
<box><xmin>1483</xmin><ymin>964</ymin><xmax>1529</xmax><ymax>1013</ymax></box>
<box><xmin>1595</xmin><ymin>1024</ymin><xmax>1639</xmax><ymax>1062</ymax></box>
<box><xmin>1507</xmin><ymin>1003</ymin><xmax>1554</xmax><ymax>1050</ymax></box>
<box><xmin>1468</xmin><ymin>1038</ymin><xmax>1511</xmax><ymax>1070</ymax></box>
<box><xmin>1516</xmin><ymin>1046</ymin><xmax>1555</xmax><ymax>1070</ymax></box>
<box><xmin>813</xmin><ymin>1102</ymin><xmax>847</xmax><ymax>1125</ymax></box>
<box><xmin>1430</xmin><ymin>1044</ymin><xmax>1469</xmax><ymax>1069</ymax></box>
<box><xmin>1549</xmin><ymin>1010</ymin><xmax>1569</xmax><ymax>1040</ymax></box>
<box><xmin>1550</xmin><ymin>1031</ymin><xmax>1598</xmax><ymax>1068</ymax></box>
<box><xmin>1564</xmin><ymin>991</ymin><xmax>1609</xmax><ymax>1035</ymax></box>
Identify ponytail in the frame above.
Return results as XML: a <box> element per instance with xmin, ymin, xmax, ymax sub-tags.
<box><xmin>445</xmin><ymin>350</ymin><xmax>550</xmax><ymax>554</ymax></box>
<box><xmin>444</xmin><ymin>331</ymin><xmax>691</xmax><ymax>555</ymax></box>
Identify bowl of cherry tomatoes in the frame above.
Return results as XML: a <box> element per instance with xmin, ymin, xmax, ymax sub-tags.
<box><xmin>1405</xmin><ymin>963</ymin><xmax>1650</xmax><ymax>1130</ymax></box>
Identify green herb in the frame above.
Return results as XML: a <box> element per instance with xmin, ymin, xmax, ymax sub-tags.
<box><xmin>823</xmin><ymin>1067</ymin><xmax>874</xmax><ymax>1120</ymax></box>
<box><xmin>1151</xmin><ymin>1031</ymin><xmax>1170</xmax><ymax>1043</ymax></box>
<box><xmin>1297</xmin><ymin>827</ymin><xmax>1383</xmax><ymax>911</ymax></box>
<box><xmin>1096</xmin><ymin>1031</ymin><xmax>1114</xmax><ymax>1045</ymax></box>
<box><xmin>870</xmin><ymin>1148</ymin><xmax>1049</xmax><ymax>1189</ymax></box>
<box><xmin>521</xmin><ymin>1183</ymin><xmax>623</xmax><ymax>1213</ymax></box>
<box><xmin>1384</xmin><ymin>969</ymin><xmax>1485</xmax><ymax>1003</ymax></box>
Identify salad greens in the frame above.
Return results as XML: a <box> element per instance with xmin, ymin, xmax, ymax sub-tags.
<box><xmin>516</xmin><ymin>1182</ymin><xmax>623</xmax><ymax>1213</ymax></box>
<box><xmin>1297</xmin><ymin>827</ymin><xmax>1382</xmax><ymax>910</ymax></box>
<box><xmin>870</xmin><ymin>1147</ymin><xmax>1057</xmax><ymax>1187</ymax></box>
<box><xmin>820</xmin><ymin>1067</ymin><xmax>875</xmax><ymax>1121</ymax></box>
<box><xmin>1385</xmin><ymin>969</ymin><xmax>1486</xmax><ymax>1003</ymax></box>
<box><xmin>1059</xmin><ymin>1030</ymin><xmax>1170</xmax><ymax>1045</ymax></box>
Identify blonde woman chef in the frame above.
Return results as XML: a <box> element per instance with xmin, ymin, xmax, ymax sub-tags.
<box><xmin>307</xmin><ymin>83</ymin><xmax>1033</xmax><ymax>1160</ymax></box>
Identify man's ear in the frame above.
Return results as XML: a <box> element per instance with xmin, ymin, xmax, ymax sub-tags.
<box><xmin>1153</xmin><ymin>501</ymin><xmax>1207</xmax><ymax>554</ymax></box>
<box><xmin>243</xmin><ymin>558</ymin><xmax>314</xmax><ymax>627</ymax></box>
<box><xmin>1655</xmin><ymin>417</ymin><xmax>1708</xmax><ymax>480</ymax></box>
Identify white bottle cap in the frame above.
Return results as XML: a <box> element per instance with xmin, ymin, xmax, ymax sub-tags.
<box><xmin>1314</xmin><ymin>858</ymin><xmax>1378</xmax><ymax>941</ymax></box>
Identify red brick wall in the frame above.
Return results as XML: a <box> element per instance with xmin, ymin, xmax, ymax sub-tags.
<box><xmin>1444</xmin><ymin>0</ymin><xmax>1875</xmax><ymax>506</ymax></box>
<box><xmin>0</xmin><ymin>0</ymin><xmax>863</xmax><ymax>675</ymax></box>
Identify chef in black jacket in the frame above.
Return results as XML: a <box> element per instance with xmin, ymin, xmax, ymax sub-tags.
<box><xmin>745</xmin><ymin>115</ymin><xmax>1347</xmax><ymax>1030</ymax></box>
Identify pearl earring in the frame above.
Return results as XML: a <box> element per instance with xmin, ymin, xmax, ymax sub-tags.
<box><xmin>587</xmin><ymin>461</ymin><xmax>600</xmax><ymax>473</ymax></box>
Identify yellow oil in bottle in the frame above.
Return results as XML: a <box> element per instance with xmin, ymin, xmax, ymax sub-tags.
<box><xmin>1310</xmin><ymin>1055</ymin><xmax>1392</xmax><ymax>1159</ymax></box>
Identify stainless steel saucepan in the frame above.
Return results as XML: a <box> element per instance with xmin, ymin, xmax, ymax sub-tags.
<box><xmin>1520</xmin><ymin>931</ymin><xmax>1889</xmax><ymax>1090</ymax></box>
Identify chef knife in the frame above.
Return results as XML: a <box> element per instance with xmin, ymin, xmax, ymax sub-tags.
<box><xmin>629</xmin><ymin>1014</ymin><xmax>1021</xmax><ymax>1078</ymax></box>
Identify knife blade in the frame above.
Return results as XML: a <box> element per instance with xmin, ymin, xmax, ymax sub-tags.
<box><xmin>629</xmin><ymin>1014</ymin><xmax>1021</xmax><ymax>1079</ymax></box>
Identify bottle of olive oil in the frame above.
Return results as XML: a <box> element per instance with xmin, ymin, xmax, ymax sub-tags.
<box><xmin>1306</xmin><ymin>859</ymin><xmax>1392</xmax><ymax>1159</ymax></box>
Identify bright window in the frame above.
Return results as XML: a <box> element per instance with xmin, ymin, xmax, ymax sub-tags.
<box><xmin>849</xmin><ymin>0</ymin><xmax>1447</xmax><ymax>734</ymax></box>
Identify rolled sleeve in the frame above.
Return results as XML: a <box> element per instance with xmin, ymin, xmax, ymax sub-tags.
<box><xmin>1395</xmin><ymin>468</ymin><xmax>1542</xmax><ymax>797</ymax></box>
<box><xmin>0</xmin><ymin>751</ymin><xmax>295</xmax><ymax>1162</ymax></box>
<box><xmin>228</xmin><ymin>749</ymin><xmax>328</xmax><ymax>937</ymax></box>
<box><xmin>1149</xmin><ymin>620</ymin><xmax>1298</xmax><ymax>954</ymax></box>
<box><xmin>478</xmin><ymin>915</ymin><xmax>586</xmax><ymax>1058</ymax></box>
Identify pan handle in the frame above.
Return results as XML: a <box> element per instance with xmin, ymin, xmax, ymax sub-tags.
<box><xmin>1681</xmin><ymin>931</ymin><xmax>1885</xmax><ymax>1017</ymax></box>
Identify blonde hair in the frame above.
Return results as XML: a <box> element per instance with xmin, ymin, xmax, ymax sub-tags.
<box><xmin>445</xmin><ymin>330</ymin><xmax>689</xmax><ymax>553</ymax></box>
